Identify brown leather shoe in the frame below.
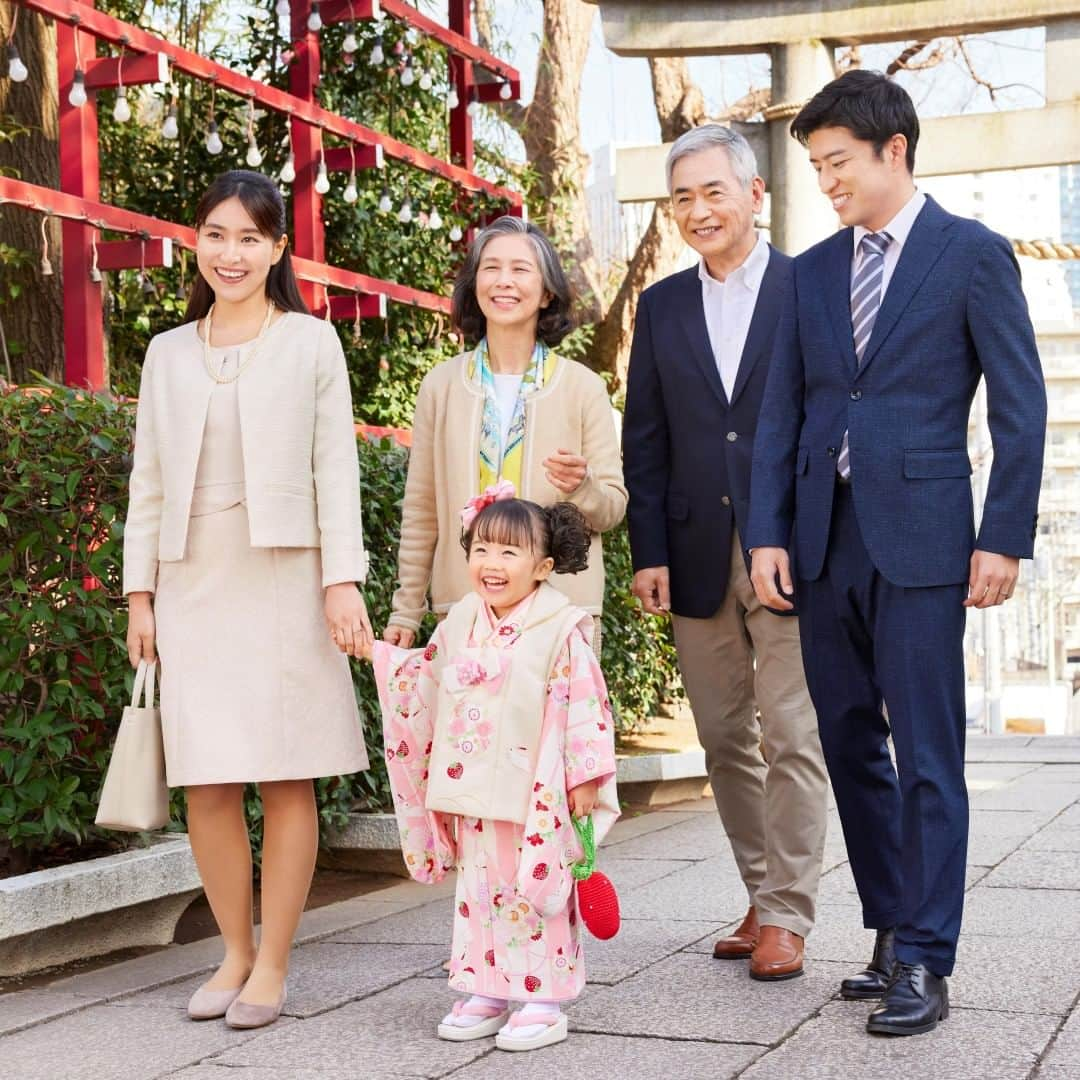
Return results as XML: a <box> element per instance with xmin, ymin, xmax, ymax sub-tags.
<box><xmin>713</xmin><ymin>906</ymin><xmax>759</xmax><ymax>959</ymax></box>
<box><xmin>749</xmin><ymin>925</ymin><xmax>804</xmax><ymax>981</ymax></box>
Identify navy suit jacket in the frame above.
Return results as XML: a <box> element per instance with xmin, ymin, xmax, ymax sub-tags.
<box><xmin>746</xmin><ymin>196</ymin><xmax>1046</xmax><ymax>587</ymax></box>
<box><xmin>623</xmin><ymin>245</ymin><xmax>793</xmax><ymax>618</ymax></box>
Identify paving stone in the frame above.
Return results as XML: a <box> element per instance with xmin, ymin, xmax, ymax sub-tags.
<box><xmin>966</xmin><ymin>831</ymin><xmax>1028</xmax><ymax>866</ymax></box>
<box><xmin>950</xmin><ymin>936</ymin><xmax>1080</xmax><ymax>1015</ymax></box>
<box><xmin>814</xmin><ymin>865</ymin><xmax>861</xmax><ymax>907</ymax></box>
<box><xmin>169</xmin><ymin>1069</ymin><xmax>338</xmax><ymax>1080</ymax></box>
<box><xmin>1042</xmin><ymin>1004</ymin><xmax>1080</xmax><ymax>1069</ymax></box>
<box><xmin>970</xmin><ymin>809</ymin><xmax>1044</xmax><ymax>837</ymax></box>
<box><xmin>738</xmin><ymin>1002</ymin><xmax>1058</xmax><ymax>1080</ymax></box>
<box><xmin>971</xmin><ymin>783</ymin><xmax>1079</xmax><ymax>817</ymax></box>
<box><xmin>0</xmin><ymin>999</ymin><xmax>282</xmax><ymax>1080</ymax></box>
<box><xmin>601</xmin><ymin>856</ymin><xmax>699</xmax><ymax>893</ymax></box>
<box><xmin>126</xmin><ymin>942</ymin><xmax>447</xmax><ymax>1018</ymax></box>
<box><xmin>583</xmin><ymin>918</ymin><xmax>721</xmax><ymax>984</ymax></box>
<box><xmin>570</xmin><ymin>951</ymin><xmax>844</xmax><ymax>1045</ymax></box>
<box><xmin>981</xmin><ymin>850</ymin><xmax>1080</xmax><ymax>890</ymax></box>
<box><xmin>601</xmin><ymin>817</ymin><xmax>730</xmax><ymax>862</ymax></box>
<box><xmin>460</xmin><ymin>1032</ymin><xmax>762</xmax><ymax>1078</ymax></box>
<box><xmin>963</xmin><ymin>888</ymin><xmax>1080</xmax><ymax>939</ymax></box>
<box><xmin>601</xmin><ymin>808</ymin><xmax>704</xmax><ymax>845</ymax></box>
<box><xmin>966</xmin><ymin>763</ymin><xmax>1044</xmax><ymax>783</ymax></box>
<box><xmin>1021</xmin><ymin>828</ymin><xmax>1080</xmax><ymax>853</ymax></box>
<box><xmin>1032</xmin><ymin>765</ymin><xmax>1080</xmax><ymax>782</ymax></box>
<box><xmin>618</xmin><ymin>859</ymin><xmax>750</xmax><ymax>922</ymax></box>
<box><xmin>0</xmin><ymin>988</ymin><xmax>90</xmax><ymax>1035</ymax></box>
<box><xmin>1035</xmin><ymin>1067</ymin><xmax>1080</xmax><ymax>1080</ymax></box>
<box><xmin>326</xmin><ymin>900</ymin><xmax>453</xmax><ymax>945</ymax></box>
<box><xmin>211</xmin><ymin>979</ymin><xmax>493</xmax><ymax>1078</ymax></box>
<box><xmin>1055</xmin><ymin>805</ymin><xmax>1080</xmax><ymax>828</ymax></box>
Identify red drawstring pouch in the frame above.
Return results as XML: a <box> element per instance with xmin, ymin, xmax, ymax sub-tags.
<box><xmin>571</xmin><ymin>814</ymin><xmax>620</xmax><ymax>940</ymax></box>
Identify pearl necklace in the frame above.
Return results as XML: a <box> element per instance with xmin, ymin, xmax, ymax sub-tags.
<box><xmin>201</xmin><ymin>300</ymin><xmax>276</xmax><ymax>384</ymax></box>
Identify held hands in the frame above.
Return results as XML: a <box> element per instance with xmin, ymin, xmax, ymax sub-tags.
<box><xmin>568</xmin><ymin>778</ymin><xmax>600</xmax><ymax>818</ymax></box>
<box><xmin>325</xmin><ymin>583</ymin><xmax>374</xmax><ymax>658</ymax></box>
<box><xmin>126</xmin><ymin>592</ymin><xmax>156</xmax><ymax>667</ymax></box>
<box><xmin>543</xmin><ymin>448</ymin><xmax>588</xmax><ymax>494</ymax></box>
<box><xmin>632</xmin><ymin>566</ymin><xmax>671</xmax><ymax>616</ymax></box>
<box><xmin>965</xmin><ymin>550</ymin><xmax>1020</xmax><ymax>608</ymax></box>
<box><xmin>383</xmin><ymin>626</ymin><xmax>417</xmax><ymax>649</ymax></box>
<box><xmin>749</xmin><ymin>547</ymin><xmax>795</xmax><ymax>612</ymax></box>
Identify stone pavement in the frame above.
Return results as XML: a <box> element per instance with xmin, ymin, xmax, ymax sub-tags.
<box><xmin>3</xmin><ymin>735</ymin><xmax>1080</xmax><ymax>1080</ymax></box>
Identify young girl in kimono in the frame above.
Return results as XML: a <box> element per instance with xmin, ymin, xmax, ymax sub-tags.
<box><xmin>361</xmin><ymin>488</ymin><xmax>618</xmax><ymax>1052</ymax></box>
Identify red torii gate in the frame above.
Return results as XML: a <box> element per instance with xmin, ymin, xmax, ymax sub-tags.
<box><xmin>3</xmin><ymin>0</ymin><xmax>522</xmax><ymax>390</ymax></box>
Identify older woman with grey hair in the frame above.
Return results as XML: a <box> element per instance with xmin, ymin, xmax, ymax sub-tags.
<box><xmin>384</xmin><ymin>216</ymin><xmax>626</xmax><ymax>650</ymax></box>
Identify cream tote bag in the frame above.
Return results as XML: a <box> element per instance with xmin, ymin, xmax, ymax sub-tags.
<box><xmin>95</xmin><ymin>659</ymin><xmax>169</xmax><ymax>831</ymax></box>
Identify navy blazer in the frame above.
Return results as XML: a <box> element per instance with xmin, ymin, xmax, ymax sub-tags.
<box><xmin>623</xmin><ymin>245</ymin><xmax>793</xmax><ymax>618</ymax></box>
<box><xmin>746</xmin><ymin>196</ymin><xmax>1046</xmax><ymax>587</ymax></box>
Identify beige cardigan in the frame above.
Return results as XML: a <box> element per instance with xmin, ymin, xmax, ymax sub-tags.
<box><xmin>124</xmin><ymin>312</ymin><xmax>367</xmax><ymax>595</ymax></box>
<box><xmin>388</xmin><ymin>351</ymin><xmax>627</xmax><ymax>630</ymax></box>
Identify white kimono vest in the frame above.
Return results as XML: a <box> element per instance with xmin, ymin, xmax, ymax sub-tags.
<box><xmin>424</xmin><ymin>583</ymin><xmax>590</xmax><ymax>825</ymax></box>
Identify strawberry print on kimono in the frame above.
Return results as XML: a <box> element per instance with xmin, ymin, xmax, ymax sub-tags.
<box><xmin>373</xmin><ymin>591</ymin><xmax>618</xmax><ymax>1003</ymax></box>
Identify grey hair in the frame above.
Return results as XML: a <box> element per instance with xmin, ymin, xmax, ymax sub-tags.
<box><xmin>666</xmin><ymin>125</ymin><xmax>759</xmax><ymax>193</ymax></box>
<box><xmin>451</xmin><ymin>215</ymin><xmax>573</xmax><ymax>346</ymax></box>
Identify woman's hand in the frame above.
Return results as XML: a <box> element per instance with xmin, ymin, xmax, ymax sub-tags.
<box><xmin>543</xmin><ymin>448</ymin><xmax>589</xmax><ymax>494</ymax></box>
<box><xmin>383</xmin><ymin>625</ymin><xmax>417</xmax><ymax>649</ymax></box>
<box><xmin>126</xmin><ymin>593</ymin><xmax>157</xmax><ymax>668</ymax></box>
<box><xmin>567</xmin><ymin>778</ymin><xmax>600</xmax><ymax>819</ymax></box>
<box><xmin>325</xmin><ymin>583</ymin><xmax>374</xmax><ymax>658</ymax></box>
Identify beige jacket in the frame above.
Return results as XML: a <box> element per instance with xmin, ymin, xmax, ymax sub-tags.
<box><xmin>389</xmin><ymin>352</ymin><xmax>627</xmax><ymax>630</ymax></box>
<box><xmin>123</xmin><ymin>312</ymin><xmax>367</xmax><ymax>594</ymax></box>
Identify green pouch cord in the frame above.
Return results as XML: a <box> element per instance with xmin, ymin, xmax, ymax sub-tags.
<box><xmin>571</xmin><ymin>814</ymin><xmax>596</xmax><ymax>882</ymax></box>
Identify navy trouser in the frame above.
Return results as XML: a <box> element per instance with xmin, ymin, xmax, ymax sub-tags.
<box><xmin>798</xmin><ymin>483</ymin><xmax>969</xmax><ymax>977</ymax></box>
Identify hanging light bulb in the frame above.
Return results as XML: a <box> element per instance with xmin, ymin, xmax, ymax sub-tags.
<box><xmin>378</xmin><ymin>186</ymin><xmax>393</xmax><ymax>213</ymax></box>
<box><xmin>400</xmin><ymin>56</ymin><xmax>415</xmax><ymax>87</ymax></box>
<box><xmin>280</xmin><ymin>152</ymin><xmax>296</xmax><ymax>184</ymax></box>
<box><xmin>246</xmin><ymin>139</ymin><xmax>263</xmax><ymax>167</ymax></box>
<box><xmin>113</xmin><ymin>86</ymin><xmax>132</xmax><ymax>123</ymax></box>
<box><xmin>398</xmin><ymin>196</ymin><xmax>413</xmax><ymax>224</ymax></box>
<box><xmin>276</xmin><ymin>0</ymin><xmax>289</xmax><ymax>15</ymax></box>
<box><xmin>343</xmin><ymin>30</ymin><xmax>358</xmax><ymax>56</ymax></box>
<box><xmin>314</xmin><ymin>159</ymin><xmax>331</xmax><ymax>194</ymax></box>
<box><xmin>419</xmin><ymin>69</ymin><xmax>433</xmax><ymax>92</ymax></box>
<box><xmin>466</xmin><ymin>90</ymin><xmax>481</xmax><ymax>118</ymax></box>
<box><xmin>499</xmin><ymin>80</ymin><xmax>513</xmax><ymax>101</ymax></box>
<box><xmin>427</xmin><ymin>206</ymin><xmax>443</xmax><ymax>230</ymax></box>
<box><xmin>369</xmin><ymin>33</ymin><xmax>384</xmax><ymax>66</ymax></box>
<box><xmin>449</xmin><ymin>224</ymin><xmax>463</xmax><ymax>243</ymax></box>
<box><xmin>7</xmin><ymin>44</ymin><xmax>28</xmax><ymax>83</ymax></box>
<box><xmin>68</xmin><ymin>69</ymin><xmax>88</xmax><ymax>108</ymax></box>
<box><xmin>307</xmin><ymin>2</ymin><xmax>322</xmax><ymax>32</ymax></box>
<box><xmin>162</xmin><ymin>103</ymin><xmax>179</xmax><ymax>139</ymax></box>
<box><xmin>405</xmin><ymin>27</ymin><xmax>419</xmax><ymax>46</ymax></box>
<box><xmin>205</xmin><ymin>121</ymin><xmax>223</xmax><ymax>155</ymax></box>
<box><xmin>446</xmin><ymin>82</ymin><xmax>459</xmax><ymax>110</ymax></box>
<box><xmin>343</xmin><ymin>174</ymin><xmax>358</xmax><ymax>203</ymax></box>
<box><xmin>142</xmin><ymin>273</ymin><xmax>157</xmax><ymax>297</ymax></box>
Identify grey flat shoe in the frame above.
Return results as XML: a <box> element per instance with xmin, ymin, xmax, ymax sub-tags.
<box><xmin>225</xmin><ymin>985</ymin><xmax>287</xmax><ymax>1030</ymax></box>
<box><xmin>187</xmin><ymin>984</ymin><xmax>243</xmax><ymax>1021</ymax></box>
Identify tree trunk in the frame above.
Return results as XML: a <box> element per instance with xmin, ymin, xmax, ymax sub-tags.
<box><xmin>0</xmin><ymin>8</ymin><xmax>64</xmax><ymax>384</ymax></box>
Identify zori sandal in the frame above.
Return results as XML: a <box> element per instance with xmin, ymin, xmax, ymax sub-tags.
<box><xmin>494</xmin><ymin>1010</ymin><xmax>569</xmax><ymax>1052</ymax></box>
<box><xmin>437</xmin><ymin>999</ymin><xmax>511</xmax><ymax>1042</ymax></box>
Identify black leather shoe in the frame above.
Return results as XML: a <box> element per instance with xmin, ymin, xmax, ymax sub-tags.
<box><xmin>866</xmin><ymin>962</ymin><xmax>949</xmax><ymax>1036</ymax></box>
<box><xmin>840</xmin><ymin>927</ymin><xmax>896</xmax><ymax>1000</ymax></box>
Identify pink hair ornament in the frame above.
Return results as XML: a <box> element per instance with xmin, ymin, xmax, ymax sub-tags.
<box><xmin>460</xmin><ymin>479</ymin><xmax>517</xmax><ymax>530</ymax></box>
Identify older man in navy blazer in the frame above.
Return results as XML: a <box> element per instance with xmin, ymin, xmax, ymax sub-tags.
<box><xmin>625</xmin><ymin>126</ymin><xmax>828</xmax><ymax>984</ymax></box>
<box><xmin>747</xmin><ymin>72</ymin><xmax>1046</xmax><ymax>1037</ymax></box>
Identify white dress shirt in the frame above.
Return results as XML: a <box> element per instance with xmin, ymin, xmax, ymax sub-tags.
<box><xmin>698</xmin><ymin>231</ymin><xmax>771</xmax><ymax>400</ymax></box>
<box><xmin>852</xmin><ymin>188</ymin><xmax>926</xmax><ymax>296</ymax></box>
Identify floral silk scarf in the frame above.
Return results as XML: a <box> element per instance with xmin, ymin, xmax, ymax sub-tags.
<box><xmin>469</xmin><ymin>338</ymin><xmax>556</xmax><ymax>492</ymax></box>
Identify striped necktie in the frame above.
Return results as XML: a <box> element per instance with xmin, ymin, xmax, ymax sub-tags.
<box><xmin>837</xmin><ymin>231</ymin><xmax>892</xmax><ymax>480</ymax></box>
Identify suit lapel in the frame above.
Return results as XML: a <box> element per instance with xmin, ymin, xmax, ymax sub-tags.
<box><xmin>857</xmin><ymin>196</ymin><xmax>955</xmax><ymax>377</ymax></box>
<box><xmin>729</xmin><ymin>246</ymin><xmax>783</xmax><ymax>406</ymax></box>
<box><xmin>675</xmin><ymin>268</ymin><xmax>729</xmax><ymax>408</ymax></box>
<box><xmin>822</xmin><ymin>230</ymin><xmax>859</xmax><ymax>374</ymax></box>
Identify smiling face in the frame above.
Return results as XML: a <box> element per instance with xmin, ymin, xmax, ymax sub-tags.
<box><xmin>195</xmin><ymin>195</ymin><xmax>287</xmax><ymax>307</ymax></box>
<box><xmin>806</xmin><ymin>126</ymin><xmax>913</xmax><ymax>232</ymax></box>
<box><xmin>467</xmin><ymin>531</ymin><xmax>554</xmax><ymax>618</ymax></box>
<box><xmin>670</xmin><ymin>146</ymin><xmax>764</xmax><ymax>275</ymax></box>
<box><xmin>473</xmin><ymin>233</ymin><xmax>551</xmax><ymax>337</ymax></box>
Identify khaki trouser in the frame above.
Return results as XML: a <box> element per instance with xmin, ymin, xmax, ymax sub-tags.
<box><xmin>671</xmin><ymin>530</ymin><xmax>828</xmax><ymax>939</ymax></box>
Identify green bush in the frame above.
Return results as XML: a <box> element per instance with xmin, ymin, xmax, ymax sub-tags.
<box><xmin>0</xmin><ymin>382</ymin><xmax>681</xmax><ymax>863</ymax></box>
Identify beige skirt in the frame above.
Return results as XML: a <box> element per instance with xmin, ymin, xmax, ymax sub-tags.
<box><xmin>154</xmin><ymin>503</ymin><xmax>369</xmax><ymax>786</ymax></box>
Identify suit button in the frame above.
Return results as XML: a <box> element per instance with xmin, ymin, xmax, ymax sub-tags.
<box><xmin>850</xmin><ymin>389</ymin><xmax>862</xmax><ymax>401</ymax></box>
<box><xmin>721</xmin><ymin>495</ymin><xmax>731</xmax><ymax>506</ymax></box>
<box><xmin>726</xmin><ymin>431</ymin><xmax>738</xmax><ymax>442</ymax></box>
<box><xmin>827</xmin><ymin>446</ymin><xmax>837</xmax><ymax>457</ymax></box>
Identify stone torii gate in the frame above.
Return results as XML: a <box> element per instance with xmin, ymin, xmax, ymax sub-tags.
<box><xmin>585</xmin><ymin>0</ymin><xmax>1080</xmax><ymax>254</ymax></box>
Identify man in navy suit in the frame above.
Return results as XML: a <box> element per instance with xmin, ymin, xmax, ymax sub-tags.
<box><xmin>624</xmin><ymin>126</ymin><xmax>828</xmax><ymax>983</ymax></box>
<box><xmin>747</xmin><ymin>71</ymin><xmax>1046</xmax><ymax>1036</ymax></box>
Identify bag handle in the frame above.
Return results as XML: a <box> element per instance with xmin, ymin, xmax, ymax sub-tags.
<box><xmin>131</xmin><ymin>659</ymin><xmax>158</xmax><ymax>709</ymax></box>
<box><xmin>570</xmin><ymin>814</ymin><xmax>596</xmax><ymax>882</ymax></box>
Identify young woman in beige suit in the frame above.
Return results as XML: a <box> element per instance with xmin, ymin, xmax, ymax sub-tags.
<box><xmin>124</xmin><ymin>171</ymin><xmax>371</xmax><ymax>1030</ymax></box>
<box><xmin>383</xmin><ymin>216</ymin><xmax>627</xmax><ymax>650</ymax></box>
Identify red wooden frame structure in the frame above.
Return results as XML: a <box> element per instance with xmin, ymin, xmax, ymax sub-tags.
<box><xmin>4</xmin><ymin>0</ymin><xmax>522</xmax><ymax>390</ymax></box>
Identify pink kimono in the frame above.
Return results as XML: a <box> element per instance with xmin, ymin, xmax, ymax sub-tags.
<box><xmin>373</xmin><ymin>592</ymin><xmax>619</xmax><ymax>1003</ymax></box>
